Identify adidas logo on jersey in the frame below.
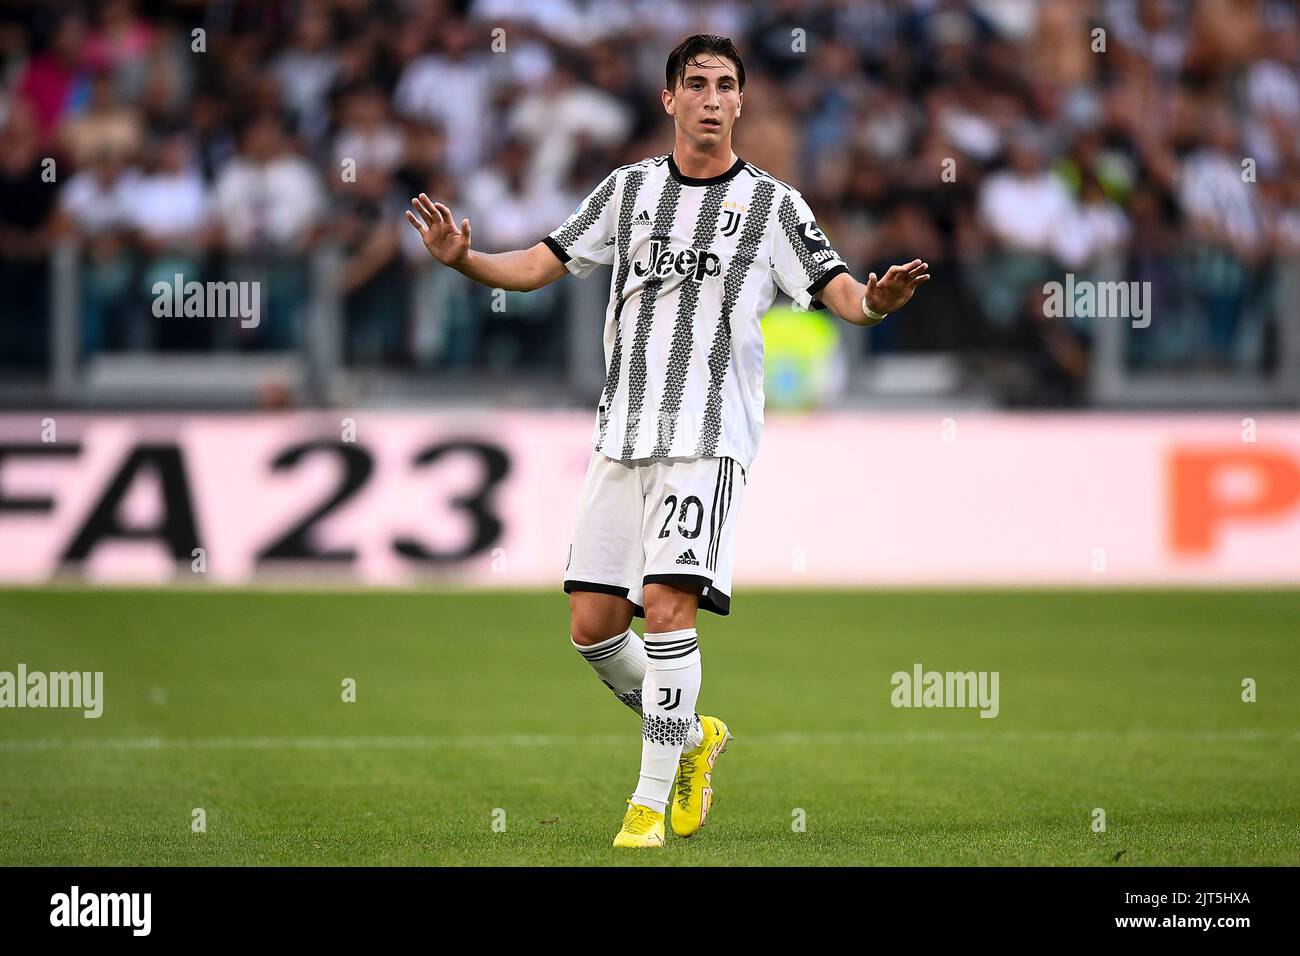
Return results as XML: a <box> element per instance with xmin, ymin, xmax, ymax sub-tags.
<box><xmin>676</xmin><ymin>549</ymin><xmax>700</xmax><ymax>566</ymax></box>
<box><xmin>634</xmin><ymin>210</ymin><xmax>651</xmax><ymax>226</ymax></box>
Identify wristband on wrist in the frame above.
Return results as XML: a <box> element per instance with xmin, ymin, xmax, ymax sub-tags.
<box><xmin>861</xmin><ymin>294</ymin><xmax>888</xmax><ymax>323</ymax></box>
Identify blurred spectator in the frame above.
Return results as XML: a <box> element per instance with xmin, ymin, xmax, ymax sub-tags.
<box><xmin>1176</xmin><ymin>108</ymin><xmax>1266</xmax><ymax>365</ymax></box>
<box><xmin>83</xmin><ymin>0</ymin><xmax>155</xmax><ymax>101</ymax></box>
<box><xmin>272</xmin><ymin>4</ymin><xmax>339</xmax><ymax>150</ymax></box>
<box><xmin>747</xmin><ymin>0</ymin><xmax>831</xmax><ymax>81</ymax></box>
<box><xmin>0</xmin><ymin>102</ymin><xmax>57</xmax><ymax>369</ymax></box>
<box><xmin>393</xmin><ymin>18</ymin><xmax>496</xmax><ymax>177</ymax></box>
<box><xmin>336</xmin><ymin>161</ymin><xmax>407</xmax><ymax>365</ymax></box>
<box><xmin>188</xmin><ymin>89</ymin><xmax>238</xmax><ymax>183</ymax></box>
<box><xmin>332</xmin><ymin>82</ymin><xmax>404</xmax><ymax>180</ymax></box>
<box><xmin>213</xmin><ymin>112</ymin><xmax>324</xmax><ymax>349</ymax></box>
<box><xmin>505</xmin><ymin>54</ymin><xmax>633</xmax><ymax>195</ymax></box>
<box><xmin>16</xmin><ymin>10</ymin><xmax>89</xmax><ymax>143</ymax></box>
<box><xmin>1106</xmin><ymin>0</ymin><xmax>1187</xmax><ymax>78</ymax></box>
<box><xmin>866</xmin><ymin>202</ymin><xmax>982</xmax><ymax>353</ymax></box>
<box><xmin>1010</xmin><ymin>283</ymin><xmax>1093</xmax><ymax>406</ymax></box>
<box><xmin>1074</xmin><ymin>175</ymin><xmax>1133</xmax><ymax>271</ymax></box>
<box><xmin>795</xmin><ymin>38</ymin><xmax>871</xmax><ymax>180</ymax></box>
<box><xmin>975</xmin><ymin>126</ymin><xmax>1078</xmax><ymax>325</ymax></box>
<box><xmin>55</xmin><ymin>143</ymin><xmax>141</xmax><ymax>354</ymax></box>
<box><xmin>331</xmin><ymin>77</ymin><xmax>409</xmax><ymax>365</ymax></box>
<box><xmin>463</xmin><ymin>137</ymin><xmax>570</xmax><ymax>251</ymax></box>
<box><xmin>58</xmin><ymin>68</ymin><xmax>143</xmax><ymax>168</ymax></box>
<box><xmin>130</xmin><ymin>131</ymin><xmax>213</xmax><ymax>351</ymax></box>
<box><xmin>214</xmin><ymin>113</ymin><xmax>323</xmax><ymax>253</ymax></box>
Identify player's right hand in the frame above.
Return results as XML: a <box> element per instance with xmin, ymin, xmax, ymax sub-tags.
<box><xmin>406</xmin><ymin>193</ymin><xmax>471</xmax><ymax>267</ymax></box>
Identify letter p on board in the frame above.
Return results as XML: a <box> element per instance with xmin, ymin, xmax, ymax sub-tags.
<box><xmin>1169</xmin><ymin>447</ymin><xmax>1300</xmax><ymax>554</ymax></box>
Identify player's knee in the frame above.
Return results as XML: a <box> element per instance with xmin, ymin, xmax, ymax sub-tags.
<box><xmin>568</xmin><ymin>591</ymin><xmax>635</xmax><ymax>646</ymax></box>
<box><xmin>569</xmin><ymin>621</ymin><xmax>611</xmax><ymax>647</ymax></box>
<box><xmin>642</xmin><ymin>583</ymin><xmax>700</xmax><ymax>633</ymax></box>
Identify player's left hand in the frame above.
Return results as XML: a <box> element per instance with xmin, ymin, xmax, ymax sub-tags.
<box><xmin>865</xmin><ymin>259</ymin><xmax>930</xmax><ymax>314</ymax></box>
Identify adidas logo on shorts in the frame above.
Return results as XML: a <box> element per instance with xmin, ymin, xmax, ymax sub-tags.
<box><xmin>676</xmin><ymin>549</ymin><xmax>699</xmax><ymax>566</ymax></box>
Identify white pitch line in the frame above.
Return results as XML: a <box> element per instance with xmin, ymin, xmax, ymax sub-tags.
<box><xmin>0</xmin><ymin>734</ymin><xmax>625</xmax><ymax>752</ymax></box>
<box><xmin>0</xmin><ymin>729</ymin><xmax>1294</xmax><ymax>752</ymax></box>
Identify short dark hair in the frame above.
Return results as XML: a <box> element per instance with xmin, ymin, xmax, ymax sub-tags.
<box><xmin>665</xmin><ymin>34</ymin><xmax>745</xmax><ymax>93</ymax></box>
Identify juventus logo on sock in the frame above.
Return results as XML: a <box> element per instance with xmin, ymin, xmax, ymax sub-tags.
<box><xmin>658</xmin><ymin>687</ymin><xmax>682</xmax><ymax>710</ymax></box>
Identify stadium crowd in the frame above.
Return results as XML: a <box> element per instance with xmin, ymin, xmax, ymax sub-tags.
<box><xmin>1</xmin><ymin>0</ymin><xmax>1297</xmax><ymax>405</ymax></box>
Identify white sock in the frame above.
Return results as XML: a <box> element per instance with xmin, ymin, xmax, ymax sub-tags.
<box><xmin>631</xmin><ymin>628</ymin><xmax>702</xmax><ymax>814</ymax></box>
<box><xmin>572</xmin><ymin>627</ymin><xmax>704</xmax><ymax>750</ymax></box>
<box><xmin>572</xmin><ymin>627</ymin><xmax>646</xmax><ymax>713</ymax></box>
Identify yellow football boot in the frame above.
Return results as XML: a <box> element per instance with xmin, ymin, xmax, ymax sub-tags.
<box><xmin>671</xmin><ymin>715</ymin><xmax>732</xmax><ymax>837</ymax></box>
<box><xmin>612</xmin><ymin>798</ymin><xmax>665</xmax><ymax>848</ymax></box>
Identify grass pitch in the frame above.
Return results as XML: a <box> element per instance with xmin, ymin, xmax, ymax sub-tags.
<box><xmin>0</xmin><ymin>588</ymin><xmax>1297</xmax><ymax>866</ymax></box>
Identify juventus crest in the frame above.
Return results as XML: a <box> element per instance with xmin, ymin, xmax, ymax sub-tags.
<box><xmin>658</xmin><ymin>687</ymin><xmax>683</xmax><ymax>710</ymax></box>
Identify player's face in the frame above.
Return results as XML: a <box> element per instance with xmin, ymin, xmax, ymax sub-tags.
<box><xmin>666</xmin><ymin>54</ymin><xmax>742</xmax><ymax>146</ymax></box>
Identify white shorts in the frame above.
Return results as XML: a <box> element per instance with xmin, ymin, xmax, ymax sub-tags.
<box><xmin>563</xmin><ymin>451</ymin><xmax>747</xmax><ymax>617</ymax></box>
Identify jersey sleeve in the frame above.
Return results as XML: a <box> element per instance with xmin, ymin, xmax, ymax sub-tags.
<box><xmin>770</xmin><ymin>188</ymin><xmax>850</xmax><ymax>310</ymax></box>
<box><xmin>542</xmin><ymin>169</ymin><xmax>620</xmax><ymax>278</ymax></box>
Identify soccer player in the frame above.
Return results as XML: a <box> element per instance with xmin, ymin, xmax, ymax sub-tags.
<box><xmin>405</xmin><ymin>34</ymin><xmax>929</xmax><ymax>848</ymax></box>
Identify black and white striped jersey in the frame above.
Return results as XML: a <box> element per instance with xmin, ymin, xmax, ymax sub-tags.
<box><xmin>543</xmin><ymin>153</ymin><xmax>848</xmax><ymax>471</ymax></box>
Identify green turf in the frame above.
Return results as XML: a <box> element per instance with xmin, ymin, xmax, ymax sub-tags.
<box><xmin>0</xmin><ymin>588</ymin><xmax>1297</xmax><ymax>866</ymax></box>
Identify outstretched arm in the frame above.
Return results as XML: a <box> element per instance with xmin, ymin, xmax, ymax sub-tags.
<box><xmin>405</xmin><ymin>193</ymin><xmax>567</xmax><ymax>293</ymax></box>
<box><xmin>817</xmin><ymin>259</ymin><xmax>930</xmax><ymax>327</ymax></box>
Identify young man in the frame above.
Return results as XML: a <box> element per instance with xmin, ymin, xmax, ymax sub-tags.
<box><xmin>405</xmin><ymin>34</ymin><xmax>929</xmax><ymax>848</ymax></box>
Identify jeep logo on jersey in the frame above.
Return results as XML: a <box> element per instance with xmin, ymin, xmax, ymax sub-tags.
<box><xmin>633</xmin><ymin>239</ymin><xmax>722</xmax><ymax>281</ymax></box>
